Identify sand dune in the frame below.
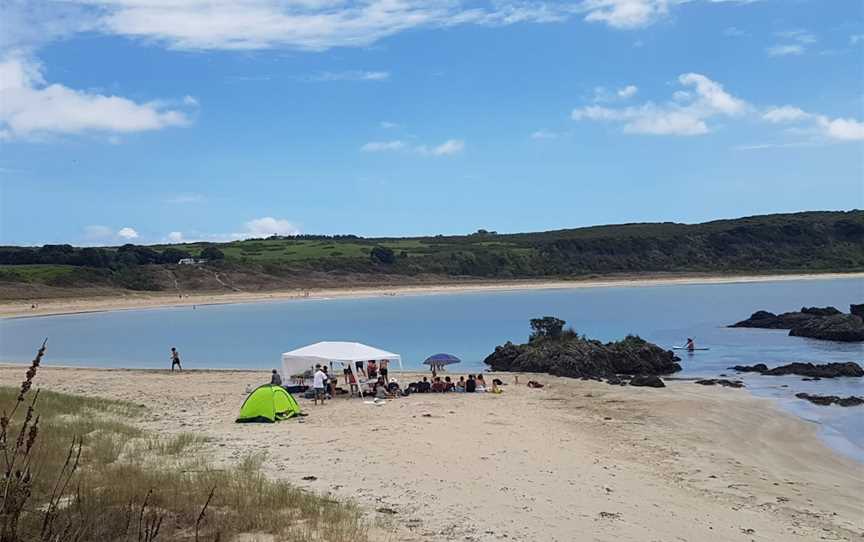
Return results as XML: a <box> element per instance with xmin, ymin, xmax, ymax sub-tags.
<box><xmin>1</xmin><ymin>365</ymin><xmax>860</xmax><ymax>541</ymax></box>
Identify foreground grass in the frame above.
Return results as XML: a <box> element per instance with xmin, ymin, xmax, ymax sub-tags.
<box><xmin>0</xmin><ymin>386</ymin><xmax>369</xmax><ymax>541</ymax></box>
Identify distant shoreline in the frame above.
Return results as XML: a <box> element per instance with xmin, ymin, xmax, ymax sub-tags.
<box><xmin>2</xmin><ymin>271</ymin><xmax>861</xmax><ymax>319</ymax></box>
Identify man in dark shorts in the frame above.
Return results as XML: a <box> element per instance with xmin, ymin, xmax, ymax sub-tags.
<box><xmin>170</xmin><ymin>347</ymin><xmax>182</xmax><ymax>372</ymax></box>
<box><xmin>379</xmin><ymin>359</ymin><xmax>389</xmax><ymax>382</ymax></box>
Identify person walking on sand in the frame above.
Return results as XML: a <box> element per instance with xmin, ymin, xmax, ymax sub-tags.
<box><xmin>170</xmin><ymin>347</ymin><xmax>182</xmax><ymax>372</ymax></box>
<box><xmin>313</xmin><ymin>364</ymin><xmax>327</xmax><ymax>405</ymax></box>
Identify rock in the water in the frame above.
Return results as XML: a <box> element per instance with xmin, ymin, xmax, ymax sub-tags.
<box><xmin>795</xmin><ymin>393</ymin><xmax>864</xmax><ymax>407</ymax></box>
<box><xmin>788</xmin><ymin>314</ymin><xmax>864</xmax><ymax>342</ymax></box>
<box><xmin>484</xmin><ymin>332</ymin><xmax>681</xmax><ymax>379</ymax></box>
<box><xmin>729</xmin><ymin>363</ymin><xmax>768</xmax><ymax>373</ymax></box>
<box><xmin>695</xmin><ymin>379</ymin><xmax>745</xmax><ymax>388</ymax></box>
<box><xmin>729</xmin><ymin>305</ymin><xmax>864</xmax><ymax>342</ymax></box>
<box><xmin>729</xmin><ymin>362</ymin><xmax>863</xmax><ymax>378</ymax></box>
<box><xmin>629</xmin><ymin>375</ymin><xmax>665</xmax><ymax>388</ymax></box>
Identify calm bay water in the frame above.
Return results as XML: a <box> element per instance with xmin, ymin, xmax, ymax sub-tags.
<box><xmin>1</xmin><ymin>277</ymin><xmax>862</xmax><ymax>459</ymax></box>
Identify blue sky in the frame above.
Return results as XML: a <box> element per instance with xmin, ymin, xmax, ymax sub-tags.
<box><xmin>0</xmin><ymin>0</ymin><xmax>862</xmax><ymax>246</ymax></box>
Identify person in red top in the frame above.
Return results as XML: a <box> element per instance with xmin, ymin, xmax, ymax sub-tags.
<box><xmin>367</xmin><ymin>360</ymin><xmax>378</xmax><ymax>379</ymax></box>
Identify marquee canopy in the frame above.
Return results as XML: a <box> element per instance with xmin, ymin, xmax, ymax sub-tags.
<box><xmin>281</xmin><ymin>341</ymin><xmax>402</xmax><ymax>378</ymax></box>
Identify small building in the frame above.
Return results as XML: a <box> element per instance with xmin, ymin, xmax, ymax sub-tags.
<box><xmin>178</xmin><ymin>258</ymin><xmax>207</xmax><ymax>265</ymax></box>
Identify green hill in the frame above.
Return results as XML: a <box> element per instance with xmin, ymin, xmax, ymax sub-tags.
<box><xmin>1</xmin><ymin>210</ymin><xmax>862</xmax><ymax>298</ymax></box>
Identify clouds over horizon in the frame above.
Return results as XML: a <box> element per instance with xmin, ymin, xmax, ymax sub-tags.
<box><xmin>0</xmin><ymin>53</ymin><xmax>193</xmax><ymax>141</ymax></box>
<box><xmin>572</xmin><ymin>72</ymin><xmax>864</xmax><ymax>142</ymax></box>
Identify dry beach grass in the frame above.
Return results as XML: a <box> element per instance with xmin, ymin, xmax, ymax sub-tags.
<box><xmin>0</xmin><ymin>365</ymin><xmax>861</xmax><ymax>541</ymax></box>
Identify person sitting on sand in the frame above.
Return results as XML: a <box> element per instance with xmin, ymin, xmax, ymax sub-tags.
<box><xmin>476</xmin><ymin>374</ymin><xmax>487</xmax><ymax>392</ymax></box>
<box><xmin>431</xmin><ymin>377</ymin><xmax>445</xmax><ymax>393</ymax></box>
<box><xmin>465</xmin><ymin>375</ymin><xmax>477</xmax><ymax>393</ymax></box>
<box><xmin>456</xmin><ymin>376</ymin><xmax>466</xmax><ymax>392</ymax></box>
<box><xmin>270</xmin><ymin>369</ymin><xmax>282</xmax><ymax>386</ymax></box>
<box><xmin>419</xmin><ymin>376</ymin><xmax>431</xmax><ymax>393</ymax></box>
<box><xmin>170</xmin><ymin>347</ymin><xmax>182</xmax><ymax>372</ymax></box>
<box><xmin>374</xmin><ymin>377</ymin><xmax>392</xmax><ymax>399</ymax></box>
<box><xmin>387</xmin><ymin>378</ymin><xmax>401</xmax><ymax>395</ymax></box>
<box><xmin>313</xmin><ymin>364</ymin><xmax>327</xmax><ymax>405</ymax></box>
<box><xmin>685</xmin><ymin>338</ymin><xmax>696</xmax><ymax>351</ymax></box>
<box><xmin>444</xmin><ymin>376</ymin><xmax>454</xmax><ymax>392</ymax></box>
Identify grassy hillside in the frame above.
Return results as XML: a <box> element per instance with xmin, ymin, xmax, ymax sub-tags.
<box><xmin>1</xmin><ymin>210</ymin><xmax>862</xmax><ymax>298</ymax></box>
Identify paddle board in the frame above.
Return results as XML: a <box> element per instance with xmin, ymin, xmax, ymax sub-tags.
<box><xmin>672</xmin><ymin>347</ymin><xmax>710</xmax><ymax>351</ymax></box>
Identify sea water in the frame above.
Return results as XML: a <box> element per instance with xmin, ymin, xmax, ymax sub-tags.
<box><xmin>1</xmin><ymin>277</ymin><xmax>862</xmax><ymax>459</ymax></box>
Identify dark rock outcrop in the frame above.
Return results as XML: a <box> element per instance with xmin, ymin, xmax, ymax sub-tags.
<box><xmin>851</xmin><ymin>304</ymin><xmax>864</xmax><ymax>319</ymax></box>
<box><xmin>795</xmin><ymin>393</ymin><xmax>864</xmax><ymax>407</ymax></box>
<box><xmin>730</xmin><ymin>305</ymin><xmax>864</xmax><ymax>342</ymax></box>
<box><xmin>729</xmin><ymin>362</ymin><xmax>863</xmax><ymax>378</ymax></box>
<box><xmin>629</xmin><ymin>375</ymin><xmax>665</xmax><ymax>388</ymax></box>
<box><xmin>730</xmin><ymin>363</ymin><xmax>768</xmax><ymax>373</ymax></box>
<box><xmin>484</xmin><ymin>334</ymin><xmax>680</xmax><ymax>380</ymax></box>
<box><xmin>788</xmin><ymin>314</ymin><xmax>864</xmax><ymax>342</ymax></box>
<box><xmin>695</xmin><ymin>379</ymin><xmax>745</xmax><ymax>388</ymax></box>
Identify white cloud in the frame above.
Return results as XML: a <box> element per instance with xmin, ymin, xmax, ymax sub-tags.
<box><xmin>762</xmin><ymin>106</ymin><xmax>809</xmax><ymax>123</ymax></box>
<box><xmin>361</xmin><ymin>138</ymin><xmax>464</xmax><ymax>156</ymax></box>
<box><xmin>18</xmin><ymin>0</ymin><xmax>572</xmax><ymax>53</ymax></box>
<box><xmin>761</xmin><ymin>105</ymin><xmax>864</xmax><ymax>141</ymax></box>
<box><xmin>0</xmin><ymin>53</ymin><xmax>191</xmax><ymax>140</ymax></box>
<box><xmin>723</xmin><ymin>26</ymin><xmax>746</xmax><ymax>37</ymax></box>
<box><xmin>242</xmin><ymin>217</ymin><xmax>300</xmax><ymax>237</ymax></box>
<box><xmin>303</xmin><ymin>70</ymin><xmax>390</xmax><ymax>82</ymax></box>
<box><xmin>117</xmin><ymin>227</ymin><xmax>139</xmax><ymax>240</ymax></box>
<box><xmin>851</xmin><ymin>34</ymin><xmax>864</xmax><ymax>45</ymax></box>
<box><xmin>817</xmin><ymin>117</ymin><xmax>864</xmax><ymax>141</ymax></box>
<box><xmin>573</xmin><ymin>72</ymin><xmax>745</xmax><ymax>136</ymax></box>
<box><xmin>574</xmin><ymin>74</ymin><xmax>862</xmax><ymax>143</ymax></box>
<box><xmin>167</xmin><ymin>231</ymin><xmax>185</xmax><ymax>243</ymax></box>
<box><xmin>2</xmin><ymin>0</ymin><xmax>761</xmax><ymax>56</ymax></box>
<box><xmin>83</xmin><ymin>225</ymin><xmax>140</xmax><ymax>243</ymax></box>
<box><xmin>767</xmin><ymin>29</ymin><xmax>817</xmax><ymax>57</ymax></box>
<box><xmin>579</xmin><ymin>0</ymin><xmax>670</xmax><ymax>29</ymax></box>
<box><xmin>530</xmin><ymin>129</ymin><xmax>559</xmax><ymax>139</ymax></box>
<box><xmin>361</xmin><ymin>140</ymin><xmax>406</xmax><ymax>152</ymax></box>
<box><xmin>166</xmin><ymin>192</ymin><xmax>205</xmax><ymax>204</ymax></box>
<box><xmin>380</xmin><ymin>121</ymin><xmax>399</xmax><ymax>129</ymax></box>
<box><xmin>767</xmin><ymin>44</ymin><xmax>804</xmax><ymax>57</ymax></box>
<box><xmin>417</xmin><ymin>139</ymin><xmax>465</xmax><ymax>156</ymax></box>
<box><xmin>617</xmin><ymin>84</ymin><xmax>638</xmax><ymax>99</ymax></box>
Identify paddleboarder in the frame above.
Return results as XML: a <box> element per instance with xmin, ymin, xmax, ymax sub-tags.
<box><xmin>685</xmin><ymin>338</ymin><xmax>695</xmax><ymax>352</ymax></box>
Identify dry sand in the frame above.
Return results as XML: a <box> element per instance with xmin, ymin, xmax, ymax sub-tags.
<box><xmin>2</xmin><ymin>272</ymin><xmax>862</xmax><ymax>319</ymax></box>
<box><xmin>1</xmin><ymin>365</ymin><xmax>861</xmax><ymax>541</ymax></box>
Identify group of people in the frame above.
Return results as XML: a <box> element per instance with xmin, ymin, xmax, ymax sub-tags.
<box><xmin>407</xmin><ymin>374</ymin><xmax>500</xmax><ymax>394</ymax></box>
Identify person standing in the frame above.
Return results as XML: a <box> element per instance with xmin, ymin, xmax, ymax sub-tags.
<box><xmin>379</xmin><ymin>359</ymin><xmax>389</xmax><ymax>382</ymax></box>
<box><xmin>685</xmin><ymin>338</ymin><xmax>696</xmax><ymax>352</ymax></box>
<box><xmin>313</xmin><ymin>364</ymin><xmax>327</xmax><ymax>405</ymax></box>
<box><xmin>170</xmin><ymin>347</ymin><xmax>182</xmax><ymax>372</ymax></box>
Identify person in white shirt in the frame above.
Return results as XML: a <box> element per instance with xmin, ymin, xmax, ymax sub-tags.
<box><xmin>312</xmin><ymin>364</ymin><xmax>328</xmax><ymax>405</ymax></box>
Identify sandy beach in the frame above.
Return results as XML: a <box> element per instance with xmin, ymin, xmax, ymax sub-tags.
<box><xmin>1</xmin><ymin>365</ymin><xmax>860</xmax><ymax>541</ymax></box>
<box><xmin>2</xmin><ymin>272</ymin><xmax>862</xmax><ymax>319</ymax></box>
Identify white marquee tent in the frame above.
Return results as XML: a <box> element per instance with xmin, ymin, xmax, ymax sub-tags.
<box><xmin>281</xmin><ymin>341</ymin><xmax>403</xmax><ymax>380</ymax></box>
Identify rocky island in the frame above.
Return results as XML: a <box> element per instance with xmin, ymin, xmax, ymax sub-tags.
<box><xmin>730</xmin><ymin>304</ymin><xmax>864</xmax><ymax>342</ymax></box>
<box><xmin>484</xmin><ymin>317</ymin><xmax>681</xmax><ymax>382</ymax></box>
<box><xmin>729</xmin><ymin>362</ymin><xmax>864</xmax><ymax>378</ymax></box>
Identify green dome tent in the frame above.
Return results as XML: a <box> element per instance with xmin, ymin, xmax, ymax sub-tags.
<box><xmin>236</xmin><ymin>384</ymin><xmax>301</xmax><ymax>423</ymax></box>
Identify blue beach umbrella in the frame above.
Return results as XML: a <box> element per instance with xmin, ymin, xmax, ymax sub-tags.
<box><xmin>423</xmin><ymin>353</ymin><xmax>462</xmax><ymax>366</ymax></box>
